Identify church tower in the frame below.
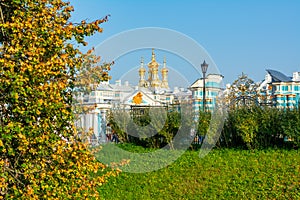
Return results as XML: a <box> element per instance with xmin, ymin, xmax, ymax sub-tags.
<box><xmin>138</xmin><ymin>57</ymin><xmax>147</xmax><ymax>87</ymax></box>
<box><xmin>148</xmin><ymin>49</ymin><xmax>161</xmax><ymax>89</ymax></box>
<box><xmin>138</xmin><ymin>49</ymin><xmax>169</xmax><ymax>91</ymax></box>
<box><xmin>161</xmin><ymin>57</ymin><xmax>169</xmax><ymax>89</ymax></box>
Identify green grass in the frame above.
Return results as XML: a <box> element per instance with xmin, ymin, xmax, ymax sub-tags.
<box><xmin>97</xmin><ymin>144</ymin><xmax>300</xmax><ymax>200</ymax></box>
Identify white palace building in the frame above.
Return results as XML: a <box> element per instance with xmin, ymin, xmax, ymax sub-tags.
<box><xmin>76</xmin><ymin>49</ymin><xmax>224</xmax><ymax>144</ymax></box>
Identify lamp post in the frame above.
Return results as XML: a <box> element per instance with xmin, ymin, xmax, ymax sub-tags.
<box><xmin>201</xmin><ymin>60</ymin><xmax>208</xmax><ymax>111</ymax></box>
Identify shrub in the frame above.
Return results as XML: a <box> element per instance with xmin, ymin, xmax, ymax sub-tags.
<box><xmin>0</xmin><ymin>0</ymin><xmax>116</xmax><ymax>199</ymax></box>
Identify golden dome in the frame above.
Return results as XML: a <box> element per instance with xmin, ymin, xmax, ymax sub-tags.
<box><xmin>148</xmin><ymin>48</ymin><xmax>159</xmax><ymax>68</ymax></box>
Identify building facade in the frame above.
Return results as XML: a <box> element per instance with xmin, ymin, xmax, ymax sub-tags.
<box><xmin>259</xmin><ymin>69</ymin><xmax>300</xmax><ymax>108</ymax></box>
<box><xmin>76</xmin><ymin>49</ymin><xmax>194</xmax><ymax>144</ymax></box>
<box><xmin>189</xmin><ymin>74</ymin><xmax>224</xmax><ymax>112</ymax></box>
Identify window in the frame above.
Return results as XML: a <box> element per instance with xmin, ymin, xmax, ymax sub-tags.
<box><xmin>281</xmin><ymin>86</ymin><xmax>288</xmax><ymax>91</ymax></box>
<box><xmin>206</xmin><ymin>82</ymin><xmax>219</xmax><ymax>88</ymax></box>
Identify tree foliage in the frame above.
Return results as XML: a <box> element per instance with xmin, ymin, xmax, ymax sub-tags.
<box><xmin>108</xmin><ymin>104</ymin><xmax>300</xmax><ymax>150</ymax></box>
<box><xmin>197</xmin><ymin>111</ymin><xmax>211</xmax><ymax>137</ymax></box>
<box><xmin>233</xmin><ymin>107</ymin><xmax>259</xmax><ymax>149</ymax></box>
<box><xmin>221</xmin><ymin>106</ymin><xmax>300</xmax><ymax>149</ymax></box>
<box><xmin>0</xmin><ymin>0</ymin><xmax>117</xmax><ymax>199</ymax></box>
<box><xmin>109</xmin><ymin>106</ymin><xmax>182</xmax><ymax>149</ymax></box>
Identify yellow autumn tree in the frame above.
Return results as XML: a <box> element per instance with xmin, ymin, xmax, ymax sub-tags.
<box><xmin>0</xmin><ymin>0</ymin><xmax>117</xmax><ymax>199</ymax></box>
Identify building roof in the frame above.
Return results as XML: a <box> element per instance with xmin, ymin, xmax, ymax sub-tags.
<box><xmin>122</xmin><ymin>89</ymin><xmax>162</xmax><ymax>105</ymax></box>
<box><xmin>173</xmin><ymin>90</ymin><xmax>192</xmax><ymax>97</ymax></box>
<box><xmin>96</xmin><ymin>84</ymin><xmax>112</xmax><ymax>91</ymax></box>
<box><xmin>96</xmin><ymin>82</ymin><xmax>135</xmax><ymax>92</ymax></box>
<box><xmin>266</xmin><ymin>69</ymin><xmax>292</xmax><ymax>82</ymax></box>
<box><xmin>109</xmin><ymin>84</ymin><xmax>134</xmax><ymax>92</ymax></box>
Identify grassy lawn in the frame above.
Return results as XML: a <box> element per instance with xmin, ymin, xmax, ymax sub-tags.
<box><xmin>97</xmin><ymin>144</ymin><xmax>299</xmax><ymax>200</ymax></box>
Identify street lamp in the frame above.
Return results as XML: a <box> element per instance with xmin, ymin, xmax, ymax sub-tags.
<box><xmin>201</xmin><ymin>60</ymin><xmax>208</xmax><ymax>111</ymax></box>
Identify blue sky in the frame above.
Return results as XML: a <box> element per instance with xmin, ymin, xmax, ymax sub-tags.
<box><xmin>70</xmin><ymin>0</ymin><xmax>300</xmax><ymax>86</ymax></box>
